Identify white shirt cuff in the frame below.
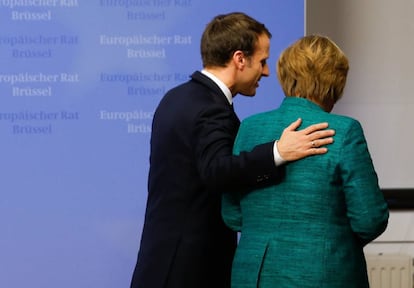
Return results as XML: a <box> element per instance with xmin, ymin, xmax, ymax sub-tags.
<box><xmin>273</xmin><ymin>140</ymin><xmax>286</xmax><ymax>166</ymax></box>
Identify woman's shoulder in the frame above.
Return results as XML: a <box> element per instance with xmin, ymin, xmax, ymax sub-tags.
<box><xmin>326</xmin><ymin>112</ymin><xmax>363</xmax><ymax>129</ymax></box>
<box><xmin>241</xmin><ymin>109</ymin><xmax>279</xmax><ymax>125</ymax></box>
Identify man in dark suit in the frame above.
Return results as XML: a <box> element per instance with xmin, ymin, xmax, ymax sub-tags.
<box><xmin>130</xmin><ymin>12</ymin><xmax>335</xmax><ymax>288</ymax></box>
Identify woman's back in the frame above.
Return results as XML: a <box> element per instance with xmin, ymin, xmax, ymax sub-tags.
<box><xmin>222</xmin><ymin>97</ymin><xmax>389</xmax><ymax>288</ymax></box>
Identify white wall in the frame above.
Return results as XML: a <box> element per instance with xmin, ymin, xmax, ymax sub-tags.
<box><xmin>306</xmin><ymin>0</ymin><xmax>414</xmax><ymax>256</ymax></box>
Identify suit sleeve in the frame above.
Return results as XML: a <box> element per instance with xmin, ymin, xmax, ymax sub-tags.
<box><xmin>194</xmin><ymin>104</ymin><xmax>278</xmax><ymax>194</ymax></box>
<box><xmin>220</xmin><ymin>120</ymin><xmax>251</xmax><ymax>232</ymax></box>
<box><xmin>340</xmin><ymin>120</ymin><xmax>389</xmax><ymax>246</ymax></box>
<box><xmin>222</xmin><ymin>191</ymin><xmax>242</xmax><ymax>232</ymax></box>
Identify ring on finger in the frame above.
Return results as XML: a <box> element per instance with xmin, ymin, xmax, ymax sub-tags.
<box><xmin>311</xmin><ymin>141</ymin><xmax>316</xmax><ymax>147</ymax></box>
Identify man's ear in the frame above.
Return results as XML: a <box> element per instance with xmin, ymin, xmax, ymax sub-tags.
<box><xmin>233</xmin><ymin>50</ymin><xmax>245</xmax><ymax>70</ymax></box>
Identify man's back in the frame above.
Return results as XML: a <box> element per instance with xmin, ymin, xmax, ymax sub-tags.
<box><xmin>131</xmin><ymin>72</ymin><xmax>237</xmax><ymax>288</ymax></box>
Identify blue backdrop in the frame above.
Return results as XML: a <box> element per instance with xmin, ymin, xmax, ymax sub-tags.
<box><xmin>0</xmin><ymin>1</ymin><xmax>303</xmax><ymax>287</ymax></box>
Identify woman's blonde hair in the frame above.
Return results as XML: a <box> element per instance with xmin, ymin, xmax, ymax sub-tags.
<box><xmin>277</xmin><ymin>35</ymin><xmax>349</xmax><ymax>106</ymax></box>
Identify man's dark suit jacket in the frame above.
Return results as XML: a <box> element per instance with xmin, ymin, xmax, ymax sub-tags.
<box><xmin>130</xmin><ymin>71</ymin><xmax>279</xmax><ymax>288</ymax></box>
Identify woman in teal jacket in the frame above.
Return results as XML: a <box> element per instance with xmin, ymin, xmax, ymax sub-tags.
<box><xmin>222</xmin><ymin>35</ymin><xmax>389</xmax><ymax>288</ymax></box>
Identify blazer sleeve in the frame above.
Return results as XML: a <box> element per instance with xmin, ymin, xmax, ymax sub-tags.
<box><xmin>194</xmin><ymin>104</ymin><xmax>278</xmax><ymax>194</ymax></box>
<box><xmin>221</xmin><ymin>120</ymin><xmax>256</xmax><ymax>232</ymax></box>
<box><xmin>222</xmin><ymin>191</ymin><xmax>242</xmax><ymax>232</ymax></box>
<box><xmin>340</xmin><ymin>120</ymin><xmax>389</xmax><ymax>246</ymax></box>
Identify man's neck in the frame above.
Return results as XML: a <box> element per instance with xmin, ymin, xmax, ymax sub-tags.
<box><xmin>203</xmin><ymin>67</ymin><xmax>237</xmax><ymax>96</ymax></box>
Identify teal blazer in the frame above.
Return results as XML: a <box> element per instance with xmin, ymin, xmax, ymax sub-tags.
<box><xmin>222</xmin><ymin>97</ymin><xmax>389</xmax><ymax>288</ymax></box>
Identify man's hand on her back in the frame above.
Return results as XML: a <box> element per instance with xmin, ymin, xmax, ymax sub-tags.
<box><xmin>277</xmin><ymin>118</ymin><xmax>335</xmax><ymax>161</ymax></box>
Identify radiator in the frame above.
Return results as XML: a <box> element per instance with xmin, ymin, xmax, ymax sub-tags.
<box><xmin>366</xmin><ymin>254</ymin><xmax>413</xmax><ymax>288</ymax></box>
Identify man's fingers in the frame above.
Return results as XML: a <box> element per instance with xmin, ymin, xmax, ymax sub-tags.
<box><xmin>285</xmin><ymin>118</ymin><xmax>302</xmax><ymax>131</ymax></box>
<box><xmin>302</xmin><ymin>122</ymin><xmax>329</xmax><ymax>134</ymax></box>
<box><xmin>310</xmin><ymin>129</ymin><xmax>335</xmax><ymax>140</ymax></box>
<box><xmin>310</xmin><ymin>147</ymin><xmax>328</xmax><ymax>155</ymax></box>
<box><xmin>310</xmin><ymin>137</ymin><xmax>334</xmax><ymax>148</ymax></box>
<box><xmin>278</xmin><ymin>121</ymin><xmax>335</xmax><ymax>161</ymax></box>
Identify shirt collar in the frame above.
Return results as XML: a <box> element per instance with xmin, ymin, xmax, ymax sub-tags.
<box><xmin>201</xmin><ymin>69</ymin><xmax>233</xmax><ymax>105</ymax></box>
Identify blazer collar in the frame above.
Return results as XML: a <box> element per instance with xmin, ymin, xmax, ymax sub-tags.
<box><xmin>200</xmin><ymin>70</ymin><xmax>233</xmax><ymax>105</ymax></box>
<box><xmin>191</xmin><ymin>71</ymin><xmax>231</xmax><ymax>107</ymax></box>
<box><xmin>280</xmin><ymin>97</ymin><xmax>325</xmax><ymax>112</ymax></box>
